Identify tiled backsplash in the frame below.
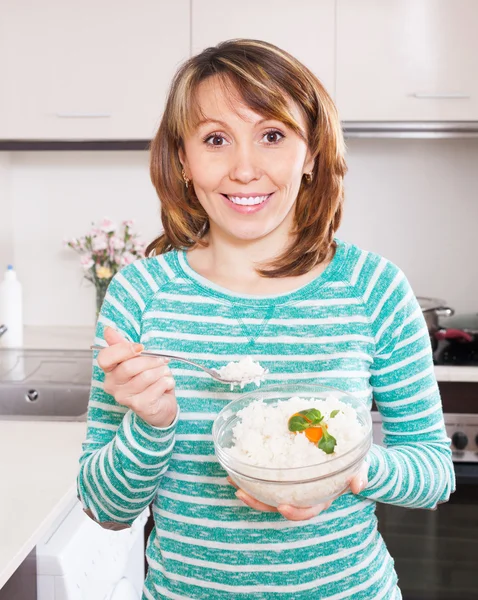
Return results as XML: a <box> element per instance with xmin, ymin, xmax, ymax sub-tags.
<box><xmin>1</xmin><ymin>138</ymin><xmax>478</xmax><ymax>327</ymax></box>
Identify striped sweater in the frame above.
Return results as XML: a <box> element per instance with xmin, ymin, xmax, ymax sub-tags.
<box><xmin>77</xmin><ymin>237</ymin><xmax>455</xmax><ymax>599</ymax></box>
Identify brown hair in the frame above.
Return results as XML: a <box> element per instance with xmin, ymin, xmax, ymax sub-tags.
<box><xmin>147</xmin><ymin>38</ymin><xmax>347</xmax><ymax>277</ymax></box>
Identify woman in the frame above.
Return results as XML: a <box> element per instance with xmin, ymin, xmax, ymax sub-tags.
<box><xmin>77</xmin><ymin>39</ymin><xmax>455</xmax><ymax>599</ymax></box>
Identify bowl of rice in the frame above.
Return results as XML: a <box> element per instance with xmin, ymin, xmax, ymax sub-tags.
<box><xmin>212</xmin><ymin>383</ymin><xmax>372</xmax><ymax>508</ymax></box>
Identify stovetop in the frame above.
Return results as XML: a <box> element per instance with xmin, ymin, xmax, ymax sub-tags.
<box><xmin>433</xmin><ymin>339</ymin><xmax>478</xmax><ymax>366</ymax></box>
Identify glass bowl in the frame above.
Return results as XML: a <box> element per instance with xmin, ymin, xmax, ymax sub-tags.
<box><xmin>212</xmin><ymin>382</ymin><xmax>372</xmax><ymax>508</ymax></box>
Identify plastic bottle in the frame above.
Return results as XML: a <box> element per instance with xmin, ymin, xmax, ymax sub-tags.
<box><xmin>0</xmin><ymin>265</ymin><xmax>24</xmax><ymax>347</ymax></box>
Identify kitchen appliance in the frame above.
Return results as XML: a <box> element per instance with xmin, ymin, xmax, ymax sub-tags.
<box><xmin>36</xmin><ymin>501</ymin><xmax>149</xmax><ymax>599</ymax></box>
<box><xmin>434</xmin><ymin>313</ymin><xmax>478</xmax><ymax>366</ymax></box>
<box><xmin>416</xmin><ymin>296</ymin><xmax>454</xmax><ymax>351</ymax></box>
<box><xmin>372</xmin><ymin>376</ymin><xmax>478</xmax><ymax>600</ymax></box>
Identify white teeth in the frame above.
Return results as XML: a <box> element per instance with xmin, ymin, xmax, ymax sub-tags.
<box><xmin>227</xmin><ymin>195</ymin><xmax>270</xmax><ymax>206</ymax></box>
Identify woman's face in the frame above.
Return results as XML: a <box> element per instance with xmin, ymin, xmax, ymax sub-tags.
<box><xmin>179</xmin><ymin>77</ymin><xmax>314</xmax><ymax>244</ymax></box>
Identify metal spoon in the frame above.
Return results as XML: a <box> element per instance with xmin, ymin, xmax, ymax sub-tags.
<box><xmin>90</xmin><ymin>344</ymin><xmax>261</xmax><ymax>386</ymax></box>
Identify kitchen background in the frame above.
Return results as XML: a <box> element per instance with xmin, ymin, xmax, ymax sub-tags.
<box><xmin>1</xmin><ymin>139</ymin><xmax>478</xmax><ymax>326</ymax></box>
<box><xmin>1</xmin><ymin>1</ymin><xmax>478</xmax><ymax>599</ymax></box>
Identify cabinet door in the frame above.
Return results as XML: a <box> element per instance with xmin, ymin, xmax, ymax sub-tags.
<box><xmin>0</xmin><ymin>0</ymin><xmax>190</xmax><ymax>140</ymax></box>
<box><xmin>336</xmin><ymin>0</ymin><xmax>478</xmax><ymax>121</ymax></box>
<box><xmin>191</xmin><ymin>0</ymin><xmax>335</xmax><ymax>99</ymax></box>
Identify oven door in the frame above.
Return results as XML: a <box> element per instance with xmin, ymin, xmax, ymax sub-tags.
<box><xmin>375</xmin><ymin>463</ymin><xmax>478</xmax><ymax>600</ymax></box>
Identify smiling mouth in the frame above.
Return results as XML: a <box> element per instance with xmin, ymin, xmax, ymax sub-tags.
<box><xmin>221</xmin><ymin>193</ymin><xmax>274</xmax><ymax>206</ymax></box>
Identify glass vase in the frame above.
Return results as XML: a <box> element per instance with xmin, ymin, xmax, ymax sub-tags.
<box><xmin>95</xmin><ymin>278</ymin><xmax>112</xmax><ymax>317</ymax></box>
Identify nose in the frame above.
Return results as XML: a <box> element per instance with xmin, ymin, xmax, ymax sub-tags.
<box><xmin>228</xmin><ymin>142</ymin><xmax>262</xmax><ymax>184</ymax></box>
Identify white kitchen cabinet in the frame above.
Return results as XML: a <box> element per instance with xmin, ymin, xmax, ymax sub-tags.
<box><xmin>191</xmin><ymin>0</ymin><xmax>336</xmax><ymax>99</ymax></box>
<box><xmin>0</xmin><ymin>0</ymin><xmax>190</xmax><ymax>140</ymax></box>
<box><xmin>336</xmin><ymin>0</ymin><xmax>478</xmax><ymax>121</ymax></box>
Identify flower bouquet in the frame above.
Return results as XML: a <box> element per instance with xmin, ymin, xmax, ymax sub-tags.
<box><xmin>65</xmin><ymin>218</ymin><xmax>146</xmax><ymax>316</ymax></box>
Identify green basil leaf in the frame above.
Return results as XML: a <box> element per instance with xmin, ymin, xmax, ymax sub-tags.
<box><xmin>329</xmin><ymin>409</ymin><xmax>340</xmax><ymax>418</ymax></box>
<box><xmin>298</xmin><ymin>408</ymin><xmax>323</xmax><ymax>424</ymax></box>
<box><xmin>318</xmin><ymin>427</ymin><xmax>337</xmax><ymax>454</ymax></box>
<box><xmin>288</xmin><ymin>415</ymin><xmax>310</xmax><ymax>432</ymax></box>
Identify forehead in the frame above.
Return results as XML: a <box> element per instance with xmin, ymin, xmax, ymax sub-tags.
<box><xmin>191</xmin><ymin>76</ymin><xmax>306</xmax><ymax>131</ymax></box>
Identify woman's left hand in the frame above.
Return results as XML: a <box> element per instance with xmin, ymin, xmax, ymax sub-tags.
<box><xmin>227</xmin><ymin>461</ymin><xmax>369</xmax><ymax>521</ymax></box>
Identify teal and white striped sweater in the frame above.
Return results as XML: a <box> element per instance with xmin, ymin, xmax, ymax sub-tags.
<box><xmin>77</xmin><ymin>238</ymin><xmax>455</xmax><ymax>599</ymax></box>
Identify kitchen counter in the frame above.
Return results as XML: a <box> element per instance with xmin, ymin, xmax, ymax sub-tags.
<box><xmin>15</xmin><ymin>326</ymin><xmax>478</xmax><ymax>383</ymax></box>
<box><xmin>0</xmin><ymin>420</ymin><xmax>86</xmax><ymax>589</ymax></box>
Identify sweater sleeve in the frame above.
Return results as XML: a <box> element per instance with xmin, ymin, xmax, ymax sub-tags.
<box><xmin>358</xmin><ymin>261</ymin><xmax>455</xmax><ymax>509</ymax></box>
<box><xmin>76</xmin><ymin>262</ymin><xmax>179</xmax><ymax>529</ymax></box>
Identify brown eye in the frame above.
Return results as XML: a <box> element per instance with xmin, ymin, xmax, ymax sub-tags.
<box><xmin>263</xmin><ymin>130</ymin><xmax>285</xmax><ymax>144</ymax></box>
<box><xmin>204</xmin><ymin>133</ymin><xmax>227</xmax><ymax>147</ymax></box>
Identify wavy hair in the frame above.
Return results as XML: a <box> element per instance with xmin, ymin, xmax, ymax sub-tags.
<box><xmin>147</xmin><ymin>38</ymin><xmax>347</xmax><ymax>277</ymax></box>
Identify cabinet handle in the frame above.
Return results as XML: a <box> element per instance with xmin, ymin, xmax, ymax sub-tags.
<box><xmin>412</xmin><ymin>93</ymin><xmax>471</xmax><ymax>100</ymax></box>
<box><xmin>55</xmin><ymin>112</ymin><xmax>112</xmax><ymax>118</ymax></box>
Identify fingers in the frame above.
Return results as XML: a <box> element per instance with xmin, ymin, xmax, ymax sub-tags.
<box><xmin>226</xmin><ymin>477</ymin><xmax>277</xmax><ymax>511</ymax></box>
<box><xmin>103</xmin><ymin>326</ymin><xmax>128</xmax><ymax>346</ymax></box>
<box><xmin>277</xmin><ymin>501</ymin><xmax>332</xmax><ymax>521</ymax></box>
<box><xmin>113</xmin><ymin>356</ymin><xmax>170</xmax><ymax>385</ymax></box>
<box><xmin>349</xmin><ymin>461</ymin><xmax>369</xmax><ymax>495</ymax></box>
<box><xmin>235</xmin><ymin>490</ymin><xmax>278</xmax><ymax>513</ymax></box>
<box><xmin>118</xmin><ymin>373</ymin><xmax>176</xmax><ymax>412</ymax></box>
<box><xmin>97</xmin><ymin>337</ymin><xmax>144</xmax><ymax>373</ymax></box>
<box><xmin>226</xmin><ymin>477</ymin><xmax>333</xmax><ymax>520</ymax></box>
<box><xmin>122</xmin><ymin>364</ymin><xmax>172</xmax><ymax>395</ymax></box>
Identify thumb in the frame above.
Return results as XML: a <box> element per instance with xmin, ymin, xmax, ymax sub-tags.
<box><xmin>103</xmin><ymin>326</ymin><xmax>128</xmax><ymax>346</ymax></box>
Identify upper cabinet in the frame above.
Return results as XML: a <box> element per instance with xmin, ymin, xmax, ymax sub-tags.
<box><xmin>0</xmin><ymin>0</ymin><xmax>190</xmax><ymax>140</ymax></box>
<box><xmin>336</xmin><ymin>0</ymin><xmax>478</xmax><ymax>121</ymax></box>
<box><xmin>191</xmin><ymin>0</ymin><xmax>336</xmax><ymax>99</ymax></box>
<box><xmin>2</xmin><ymin>0</ymin><xmax>478</xmax><ymax>141</ymax></box>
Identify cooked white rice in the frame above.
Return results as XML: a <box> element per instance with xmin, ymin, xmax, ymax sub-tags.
<box><xmin>216</xmin><ymin>356</ymin><xmax>267</xmax><ymax>389</ymax></box>
<box><xmin>224</xmin><ymin>395</ymin><xmax>368</xmax><ymax>507</ymax></box>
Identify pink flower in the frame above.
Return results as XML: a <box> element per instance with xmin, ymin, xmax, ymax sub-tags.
<box><xmin>123</xmin><ymin>219</ymin><xmax>135</xmax><ymax>228</ymax></box>
<box><xmin>121</xmin><ymin>252</ymin><xmax>136</xmax><ymax>266</ymax></box>
<box><xmin>92</xmin><ymin>234</ymin><xmax>108</xmax><ymax>251</ymax></box>
<box><xmin>110</xmin><ymin>235</ymin><xmax>125</xmax><ymax>251</ymax></box>
<box><xmin>99</xmin><ymin>218</ymin><xmax>116</xmax><ymax>233</ymax></box>
<box><xmin>80</xmin><ymin>255</ymin><xmax>94</xmax><ymax>271</ymax></box>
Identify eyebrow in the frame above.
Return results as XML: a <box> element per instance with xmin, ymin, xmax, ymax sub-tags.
<box><xmin>195</xmin><ymin>117</ymin><xmax>276</xmax><ymax>129</ymax></box>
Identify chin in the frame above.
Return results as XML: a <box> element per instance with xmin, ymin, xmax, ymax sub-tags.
<box><xmin>225</xmin><ymin>226</ymin><xmax>277</xmax><ymax>243</ymax></box>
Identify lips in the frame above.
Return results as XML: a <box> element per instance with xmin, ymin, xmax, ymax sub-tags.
<box><xmin>221</xmin><ymin>193</ymin><xmax>272</xmax><ymax>206</ymax></box>
<box><xmin>221</xmin><ymin>192</ymin><xmax>274</xmax><ymax>214</ymax></box>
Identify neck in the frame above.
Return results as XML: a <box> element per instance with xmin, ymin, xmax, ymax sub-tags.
<box><xmin>198</xmin><ymin>222</ymin><xmax>293</xmax><ymax>281</ymax></box>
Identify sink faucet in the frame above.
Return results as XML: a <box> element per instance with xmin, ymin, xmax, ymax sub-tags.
<box><xmin>0</xmin><ymin>325</ymin><xmax>7</xmax><ymax>337</ymax></box>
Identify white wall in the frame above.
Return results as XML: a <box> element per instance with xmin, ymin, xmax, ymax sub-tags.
<box><xmin>1</xmin><ymin>138</ymin><xmax>477</xmax><ymax>327</ymax></box>
<box><xmin>338</xmin><ymin>138</ymin><xmax>478</xmax><ymax>313</ymax></box>
<box><xmin>6</xmin><ymin>151</ymin><xmax>161</xmax><ymax>327</ymax></box>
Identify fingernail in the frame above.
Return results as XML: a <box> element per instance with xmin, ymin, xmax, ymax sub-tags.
<box><xmin>235</xmin><ymin>491</ymin><xmax>246</xmax><ymax>501</ymax></box>
<box><xmin>163</xmin><ymin>367</ymin><xmax>172</xmax><ymax>376</ymax></box>
<box><xmin>132</xmin><ymin>343</ymin><xmax>144</xmax><ymax>353</ymax></box>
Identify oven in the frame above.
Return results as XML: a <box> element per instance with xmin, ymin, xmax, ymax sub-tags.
<box><xmin>372</xmin><ymin>380</ymin><xmax>478</xmax><ymax>600</ymax></box>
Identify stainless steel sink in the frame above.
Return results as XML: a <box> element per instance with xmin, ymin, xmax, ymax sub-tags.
<box><xmin>0</xmin><ymin>383</ymin><xmax>89</xmax><ymax>421</ymax></box>
<box><xmin>0</xmin><ymin>348</ymin><xmax>92</xmax><ymax>421</ymax></box>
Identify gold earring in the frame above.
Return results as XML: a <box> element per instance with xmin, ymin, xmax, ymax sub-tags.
<box><xmin>304</xmin><ymin>172</ymin><xmax>313</xmax><ymax>183</ymax></box>
<box><xmin>181</xmin><ymin>168</ymin><xmax>190</xmax><ymax>189</ymax></box>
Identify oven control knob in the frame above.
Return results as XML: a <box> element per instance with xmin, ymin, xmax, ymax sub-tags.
<box><xmin>452</xmin><ymin>432</ymin><xmax>468</xmax><ymax>450</ymax></box>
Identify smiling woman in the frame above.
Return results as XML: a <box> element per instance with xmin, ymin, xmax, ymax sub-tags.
<box><xmin>147</xmin><ymin>38</ymin><xmax>346</xmax><ymax>279</ymax></box>
<box><xmin>76</xmin><ymin>38</ymin><xmax>455</xmax><ymax>600</ymax></box>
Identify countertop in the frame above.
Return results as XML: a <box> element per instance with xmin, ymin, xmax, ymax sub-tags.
<box><xmin>0</xmin><ymin>420</ymin><xmax>86</xmax><ymax>589</ymax></box>
<box><xmin>18</xmin><ymin>325</ymin><xmax>478</xmax><ymax>382</ymax></box>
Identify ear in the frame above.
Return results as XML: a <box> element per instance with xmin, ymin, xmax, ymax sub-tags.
<box><xmin>303</xmin><ymin>149</ymin><xmax>315</xmax><ymax>175</ymax></box>
<box><xmin>178</xmin><ymin>148</ymin><xmax>189</xmax><ymax>175</ymax></box>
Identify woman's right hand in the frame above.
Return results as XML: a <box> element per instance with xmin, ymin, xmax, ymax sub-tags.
<box><xmin>97</xmin><ymin>326</ymin><xmax>178</xmax><ymax>428</ymax></box>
